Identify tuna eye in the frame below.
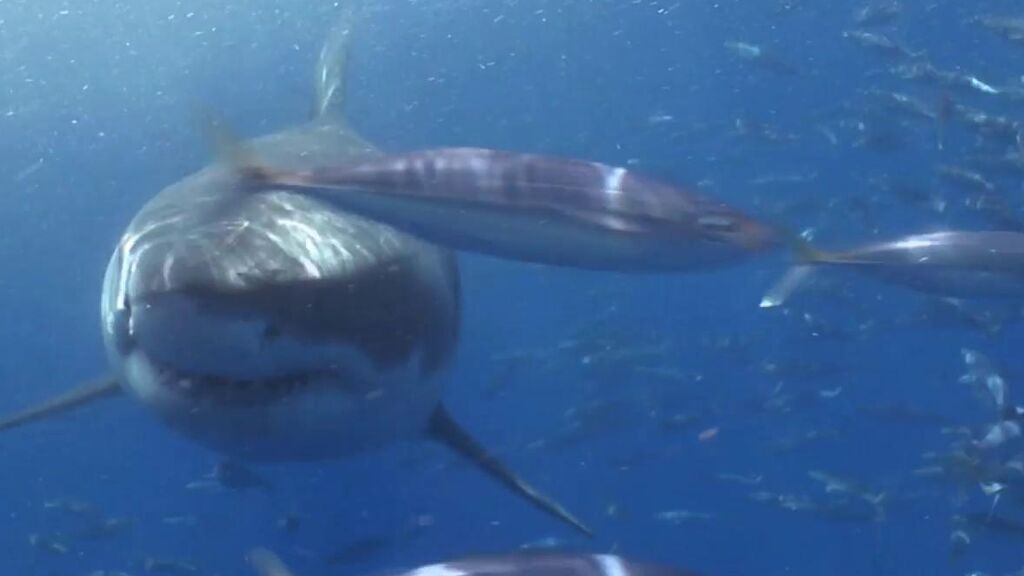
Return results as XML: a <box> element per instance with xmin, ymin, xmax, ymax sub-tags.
<box><xmin>697</xmin><ymin>215</ymin><xmax>738</xmax><ymax>233</ymax></box>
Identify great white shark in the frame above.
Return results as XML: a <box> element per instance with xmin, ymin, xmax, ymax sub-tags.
<box><xmin>0</xmin><ymin>14</ymin><xmax>591</xmax><ymax>537</ymax></box>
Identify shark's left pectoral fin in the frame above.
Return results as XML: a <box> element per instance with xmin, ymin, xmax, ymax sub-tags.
<box><xmin>0</xmin><ymin>377</ymin><xmax>121</xmax><ymax>433</ymax></box>
<box><xmin>427</xmin><ymin>405</ymin><xmax>594</xmax><ymax>538</ymax></box>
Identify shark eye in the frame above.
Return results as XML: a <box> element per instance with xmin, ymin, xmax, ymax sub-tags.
<box><xmin>697</xmin><ymin>215</ymin><xmax>738</xmax><ymax>233</ymax></box>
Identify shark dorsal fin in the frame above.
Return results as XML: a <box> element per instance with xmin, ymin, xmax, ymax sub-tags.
<box><xmin>313</xmin><ymin>4</ymin><xmax>359</xmax><ymax>124</ymax></box>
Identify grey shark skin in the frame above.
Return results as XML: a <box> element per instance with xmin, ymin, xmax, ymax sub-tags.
<box><xmin>762</xmin><ymin>231</ymin><xmax>1024</xmax><ymax>307</ymax></box>
<box><xmin>0</xmin><ymin>15</ymin><xmax>591</xmax><ymax>537</ymax></box>
<box><xmin>238</xmin><ymin>147</ymin><xmax>779</xmax><ymax>271</ymax></box>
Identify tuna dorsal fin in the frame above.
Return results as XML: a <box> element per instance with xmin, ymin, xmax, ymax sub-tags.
<box><xmin>313</xmin><ymin>4</ymin><xmax>359</xmax><ymax>123</ymax></box>
<box><xmin>427</xmin><ymin>405</ymin><xmax>594</xmax><ymax>538</ymax></box>
<box><xmin>200</xmin><ymin>114</ymin><xmax>282</xmax><ymax>190</ymax></box>
<box><xmin>202</xmin><ymin>113</ymin><xmax>251</xmax><ymax>167</ymax></box>
<box><xmin>0</xmin><ymin>377</ymin><xmax>121</xmax><ymax>433</ymax></box>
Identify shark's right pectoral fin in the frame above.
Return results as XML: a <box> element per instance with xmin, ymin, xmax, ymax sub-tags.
<box><xmin>427</xmin><ymin>405</ymin><xmax>594</xmax><ymax>538</ymax></box>
<box><xmin>0</xmin><ymin>377</ymin><xmax>121</xmax><ymax>433</ymax></box>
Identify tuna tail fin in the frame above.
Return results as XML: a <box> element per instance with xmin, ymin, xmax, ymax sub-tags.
<box><xmin>759</xmin><ymin>232</ymin><xmax>830</xmax><ymax>309</ymax></box>
<box><xmin>247</xmin><ymin>548</ymin><xmax>296</xmax><ymax>576</ymax></box>
<box><xmin>313</xmin><ymin>4</ymin><xmax>359</xmax><ymax>123</ymax></box>
<box><xmin>781</xmin><ymin>229</ymin><xmax>830</xmax><ymax>263</ymax></box>
<box><xmin>760</xmin><ymin>265</ymin><xmax>815</xmax><ymax>308</ymax></box>
<box><xmin>0</xmin><ymin>377</ymin><xmax>121</xmax><ymax>433</ymax></box>
<box><xmin>427</xmin><ymin>405</ymin><xmax>594</xmax><ymax>538</ymax></box>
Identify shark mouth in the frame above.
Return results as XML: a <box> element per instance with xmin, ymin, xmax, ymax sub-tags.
<box><xmin>141</xmin><ymin>354</ymin><xmax>363</xmax><ymax>407</ymax></box>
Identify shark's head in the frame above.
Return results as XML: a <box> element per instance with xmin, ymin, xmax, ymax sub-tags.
<box><xmin>100</xmin><ymin>156</ymin><xmax>460</xmax><ymax>461</ymax></box>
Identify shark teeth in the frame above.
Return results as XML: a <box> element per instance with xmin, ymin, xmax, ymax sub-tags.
<box><xmin>150</xmin><ymin>361</ymin><xmax>324</xmax><ymax>406</ymax></box>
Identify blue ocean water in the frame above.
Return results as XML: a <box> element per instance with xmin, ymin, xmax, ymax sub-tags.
<box><xmin>1</xmin><ymin>0</ymin><xmax>1023</xmax><ymax>574</ymax></box>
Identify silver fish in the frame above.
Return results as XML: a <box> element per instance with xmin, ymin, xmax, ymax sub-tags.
<box><xmin>854</xmin><ymin>3</ymin><xmax>903</xmax><ymax>26</ymax></box>
<box><xmin>724</xmin><ymin>41</ymin><xmax>799</xmax><ymax>75</ymax></box>
<box><xmin>238</xmin><ymin>147</ymin><xmax>778</xmax><ymax>271</ymax></box>
<box><xmin>762</xmin><ymin>231</ymin><xmax>1024</xmax><ymax>307</ymax></box>
<box><xmin>843</xmin><ymin>30</ymin><xmax>922</xmax><ymax>59</ymax></box>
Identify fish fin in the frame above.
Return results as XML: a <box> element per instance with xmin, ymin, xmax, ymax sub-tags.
<box><xmin>213</xmin><ymin>458</ymin><xmax>274</xmax><ymax>492</ymax></box>
<box><xmin>198</xmin><ymin>114</ymin><xmax>281</xmax><ymax>189</ymax></box>
<box><xmin>760</xmin><ymin>264</ymin><xmax>816</xmax><ymax>309</ymax></box>
<box><xmin>0</xmin><ymin>377</ymin><xmax>121</xmax><ymax>433</ymax></box>
<box><xmin>426</xmin><ymin>405</ymin><xmax>594</xmax><ymax>538</ymax></box>
<box><xmin>247</xmin><ymin>548</ymin><xmax>296</xmax><ymax>576</ymax></box>
<box><xmin>779</xmin><ymin>231</ymin><xmax>831</xmax><ymax>263</ymax></box>
<box><xmin>313</xmin><ymin>4</ymin><xmax>359</xmax><ymax>123</ymax></box>
<box><xmin>759</xmin><ymin>229</ymin><xmax>842</xmax><ymax>308</ymax></box>
<box><xmin>200</xmin><ymin>113</ymin><xmax>254</xmax><ymax>168</ymax></box>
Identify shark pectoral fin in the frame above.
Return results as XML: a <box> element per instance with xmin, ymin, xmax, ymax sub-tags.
<box><xmin>427</xmin><ymin>405</ymin><xmax>594</xmax><ymax>538</ymax></box>
<box><xmin>760</xmin><ymin>264</ymin><xmax>815</xmax><ymax>309</ymax></box>
<box><xmin>0</xmin><ymin>377</ymin><xmax>121</xmax><ymax>433</ymax></box>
